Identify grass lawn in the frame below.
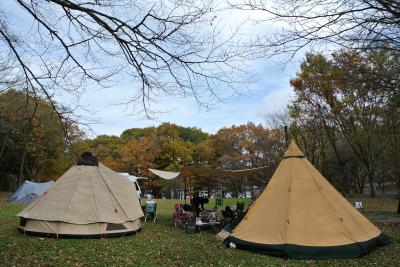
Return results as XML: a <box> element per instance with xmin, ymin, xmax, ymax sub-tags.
<box><xmin>0</xmin><ymin>193</ymin><xmax>399</xmax><ymax>267</ymax></box>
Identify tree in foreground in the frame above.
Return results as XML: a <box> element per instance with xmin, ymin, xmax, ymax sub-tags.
<box><xmin>232</xmin><ymin>0</ymin><xmax>400</xmax><ymax>59</ymax></box>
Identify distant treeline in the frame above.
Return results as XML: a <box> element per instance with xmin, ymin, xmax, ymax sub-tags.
<box><xmin>1</xmin><ymin>50</ymin><xmax>399</xmax><ymax>198</ymax></box>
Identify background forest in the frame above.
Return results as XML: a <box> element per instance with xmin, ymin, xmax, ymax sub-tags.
<box><xmin>1</xmin><ymin>49</ymin><xmax>399</xmax><ymax>198</ymax></box>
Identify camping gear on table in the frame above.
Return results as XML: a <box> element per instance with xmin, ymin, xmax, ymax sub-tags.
<box><xmin>186</xmin><ymin>220</ymin><xmax>196</xmax><ymax>234</ymax></box>
<box><xmin>17</xmin><ymin>152</ymin><xmax>144</xmax><ymax>238</ymax></box>
<box><xmin>225</xmin><ymin>140</ymin><xmax>390</xmax><ymax>259</ymax></box>
<box><xmin>8</xmin><ymin>180</ymin><xmax>54</xmax><ymax>204</ymax></box>
<box><xmin>144</xmin><ymin>200</ymin><xmax>157</xmax><ymax>223</ymax></box>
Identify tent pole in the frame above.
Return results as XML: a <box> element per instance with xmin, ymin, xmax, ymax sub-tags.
<box><xmin>284</xmin><ymin>125</ymin><xmax>289</xmax><ymax>147</ymax></box>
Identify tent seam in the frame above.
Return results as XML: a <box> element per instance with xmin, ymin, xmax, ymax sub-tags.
<box><xmin>90</xmin><ymin>167</ymin><xmax>101</xmax><ymax>221</ymax></box>
<box><xmin>283</xmin><ymin>159</ymin><xmax>293</xmax><ymax>247</ymax></box>
<box><xmin>60</xmin><ymin>167</ymin><xmax>85</xmax><ymax>223</ymax></box>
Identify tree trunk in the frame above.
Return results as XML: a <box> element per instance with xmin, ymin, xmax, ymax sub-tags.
<box><xmin>397</xmin><ymin>181</ymin><xmax>400</xmax><ymax>214</ymax></box>
<box><xmin>397</xmin><ymin>199</ymin><xmax>400</xmax><ymax>214</ymax></box>
<box><xmin>17</xmin><ymin>149</ymin><xmax>26</xmax><ymax>187</ymax></box>
<box><xmin>355</xmin><ymin>169</ymin><xmax>366</xmax><ymax>194</ymax></box>
<box><xmin>0</xmin><ymin>133</ymin><xmax>7</xmax><ymax>160</ymax></box>
<box><xmin>367</xmin><ymin>170</ymin><xmax>376</xmax><ymax>198</ymax></box>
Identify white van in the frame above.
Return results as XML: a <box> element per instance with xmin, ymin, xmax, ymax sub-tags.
<box><xmin>118</xmin><ymin>173</ymin><xmax>147</xmax><ymax>198</ymax></box>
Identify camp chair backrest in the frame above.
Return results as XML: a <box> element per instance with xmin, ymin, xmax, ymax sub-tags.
<box><xmin>146</xmin><ymin>202</ymin><xmax>157</xmax><ymax>213</ymax></box>
<box><xmin>174</xmin><ymin>203</ymin><xmax>182</xmax><ymax>211</ymax></box>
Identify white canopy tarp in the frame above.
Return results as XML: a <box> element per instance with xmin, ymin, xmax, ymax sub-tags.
<box><xmin>148</xmin><ymin>168</ymin><xmax>180</xmax><ymax>180</ymax></box>
<box><xmin>148</xmin><ymin>166</ymin><xmax>268</xmax><ymax>180</ymax></box>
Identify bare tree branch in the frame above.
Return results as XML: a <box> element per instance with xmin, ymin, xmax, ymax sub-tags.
<box><xmin>0</xmin><ymin>0</ymin><xmax>248</xmax><ymax>125</ymax></box>
<box><xmin>230</xmin><ymin>0</ymin><xmax>400</xmax><ymax>60</ymax></box>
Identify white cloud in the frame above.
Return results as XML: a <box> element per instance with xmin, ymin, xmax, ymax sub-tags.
<box><xmin>256</xmin><ymin>87</ymin><xmax>293</xmax><ymax>116</ymax></box>
<box><xmin>71</xmin><ymin>54</ymin><xmax>299</xmax><ymax>136</ymax></box>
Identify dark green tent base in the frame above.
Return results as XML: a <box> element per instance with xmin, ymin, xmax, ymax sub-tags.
<box><xmin>18</xmin><ymin>227</ymin><xmax>142</xmax><ymax>239</ymax></box>
<box><xmin>226</xmin><ymin>233</ymin><xmax>390</xmax><ymax>259</ymax></box>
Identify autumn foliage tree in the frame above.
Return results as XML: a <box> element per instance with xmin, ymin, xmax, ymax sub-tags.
<box><xmin>288</xmin><ymin>49</ymin><xmax>400</xmax><ymax>197</ymax></box>
<box><xmin>0</xmin><ymin>89</ymin><xmax>84</xmax><ymax>190</ymax></box>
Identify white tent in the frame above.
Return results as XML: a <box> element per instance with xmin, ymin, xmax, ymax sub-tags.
<box><xmin>8</xmin><ymin>180</ymin><xmax>54</xmax><ymax>204</ymax></box>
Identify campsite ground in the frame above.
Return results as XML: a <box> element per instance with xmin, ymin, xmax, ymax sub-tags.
<box><xmin>0</xmin><ymin>193</ymin><xmax>399</xmax><ymax>267</ymax></box>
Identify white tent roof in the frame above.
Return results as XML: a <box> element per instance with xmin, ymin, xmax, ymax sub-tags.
<box><xmin>8</xmin><ymin>180</ymin><xmax>54</xmax><ymax>204</ymax></box>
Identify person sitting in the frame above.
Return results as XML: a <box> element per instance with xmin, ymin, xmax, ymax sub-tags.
<box><xmin>222</xmin><ymin>206</ymin><xmax>235</xmax><ymax>220</ymax></box>
<box><xmin>221</xmin><ymin>206</ymin><xmax>235</xmax><ymax>227</ymax></box>
<box><xmin>182</xmin><ymin>203</ymin><xmax>192</xmax><ymax>212</ymax></box>
<box><xmin>191</xmin><ymin>195</ymin><xmax>209</xmax><ymax>216</ymax></box>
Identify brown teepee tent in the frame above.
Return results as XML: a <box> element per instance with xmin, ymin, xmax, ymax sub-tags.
<box><xmin>18</xmin><ymin>152</ymin><xmax>143</xmax><ymax>238</ymax></box>
<box><xmin>226</xmin><ymin>141</ymin><xmax>390</xmax><ymax>259</ymax></box>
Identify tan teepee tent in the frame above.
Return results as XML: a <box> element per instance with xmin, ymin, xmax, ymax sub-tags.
<box><xmin>18</xmin><ymin>152</ymin><xmax>144</xmax><ymax>238</ymax></box>
<box><xmin>226</xmin><ymin>141</ymin><xmax>389</xmax><ymax>259</ymax></box>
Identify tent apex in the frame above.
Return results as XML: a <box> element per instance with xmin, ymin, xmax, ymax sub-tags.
<box><xmin>284</xmin><ymin>140</ymin><xmax>305</xmax><ymax>158</ymax></box>
<box><xmin>76</xmin><ymin>151</ymin><xmax>99</xmax><ymax>166</ymax></box>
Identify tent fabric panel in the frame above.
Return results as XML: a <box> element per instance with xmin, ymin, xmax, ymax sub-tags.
<box><xmin>231</xmin><ymin>161</ymin><xmax>291</xmax><ymax>244</ymax></box>
<box><xmin>227</xmin><ymin>233</ymin><xmax>390</xmax><ymax>259</ymax></box>
<box><xmin>85</xmin><ymin>166</ymin><xmax>127</xmax><ymax>223</ymax></box>
<box><xmin>303</xmin><ymin>159</ymin><xmax>382</xmax><ymax>242</ymax></box>
<box><xmin>283</xmin><ymin>142</ymin><xmax>305</xmax><ymax>158</ymax></box>
<box><xmin>59</xmin><ymin>166</ymin><xmax>130</xmax><ymax>224</ymax></box>
<box><xmin>284</xmin><ymin>158</ymin><xmax>355</xmax><ymax>246</ymax></box>
<box><xmin>18</xmin><ymin>167</ymin><xmax>80</xmax><ymax>219</ymax></box>
<box><xmin>61</xmin><ymin>167</ymin><xmax>107</xmax><ymax>223</ymax></box>
<box><xmin>98</xmin><ymin>164</ymin><xmax>144</xmax><ymax>221</ymax></box>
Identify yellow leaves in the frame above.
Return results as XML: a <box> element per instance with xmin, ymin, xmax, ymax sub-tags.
<box><xmin>159</xmin><ymin>139</ymin><xmax>194</xmax><ymax>170</ymax></box>
<box><xmin>102</xmin><ymin>158</ymin><xmax>121</xmax><ymax>171</ymax></box>
<box><xmin>121</xmin><ymin>137</ymin><xmax>158</xmax><ymax>171</ymax></box>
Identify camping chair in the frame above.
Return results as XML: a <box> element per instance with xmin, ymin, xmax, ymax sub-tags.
<box><xmin>173</xmin><ymin>203</ymin><xmax>190</xmax><ymax>228</ymax></box>
<box><xmin>144</xmin><ymin>201</ymin><xmax>157</xmax><ymax>223</ymax></box>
